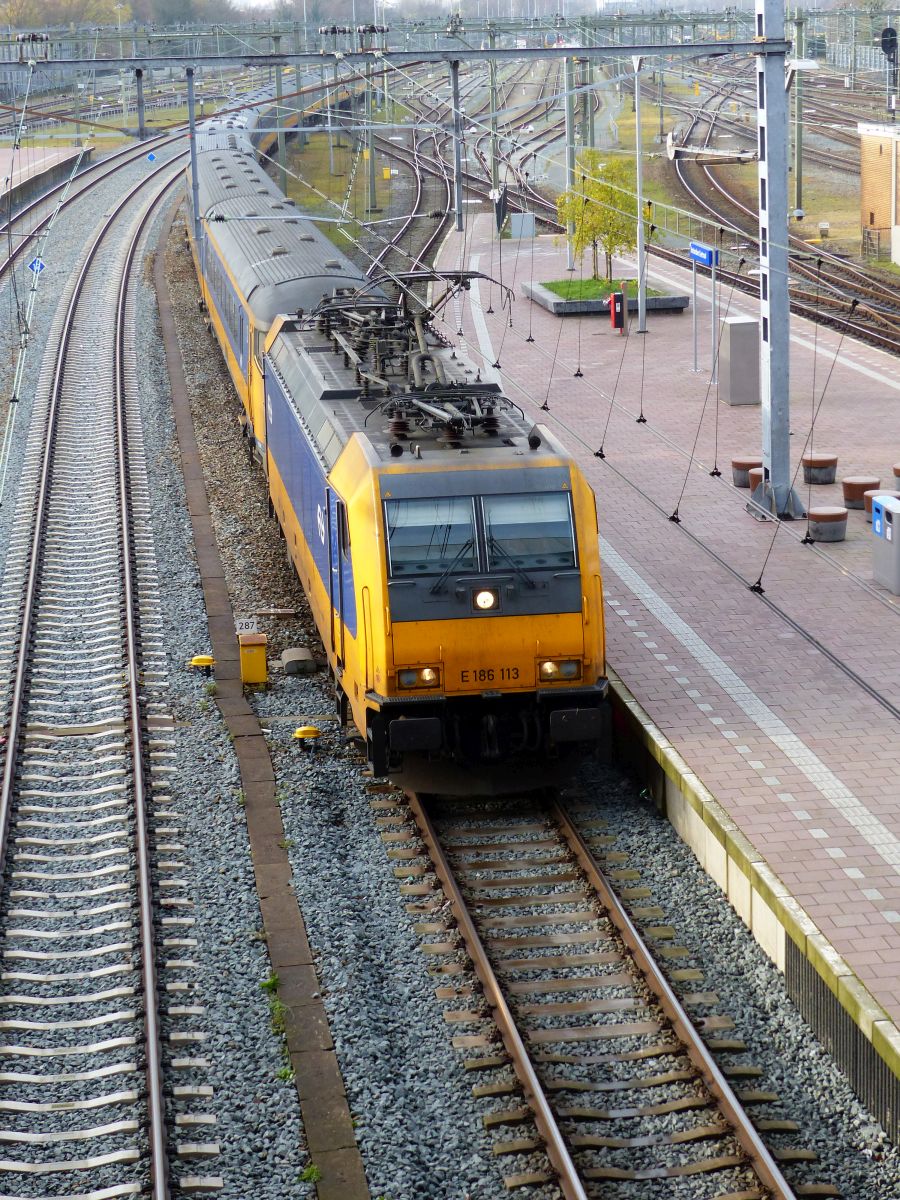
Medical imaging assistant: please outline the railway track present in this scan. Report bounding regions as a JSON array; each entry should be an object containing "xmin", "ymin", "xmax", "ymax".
[
  {"xmin": 0, "ymin": 155, "xmax": 207, "ymax": 1197},
  {"xmin": 378, "ymin": 789, "xmax": 837, "ymax": 1198},
  {"xmin": 0, "ymin": 132, "xmax": 185, "ymax": 280}
]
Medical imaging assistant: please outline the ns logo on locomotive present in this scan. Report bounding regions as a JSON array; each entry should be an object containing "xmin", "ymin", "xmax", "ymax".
[{"xmin": 186, "ymin": 93, "xmax": 608, "ymax": 779}]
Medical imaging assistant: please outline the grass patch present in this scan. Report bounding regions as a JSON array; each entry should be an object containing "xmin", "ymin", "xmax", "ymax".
[
  {"xmin": 269, "ymin": 996, "xmax": 288, "ymax": 1036},
  {"xmin": 543, "ymin": 277, "xmax": 661, "ymax": 300},
  {"xmin": 283, "ymin": 129, "xmax": 395, "ymax": 251}
]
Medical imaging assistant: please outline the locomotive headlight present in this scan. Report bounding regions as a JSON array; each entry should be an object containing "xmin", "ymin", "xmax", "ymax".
[
  {"xmin": 397, "ymin": 666, "xmax": 441, "ymax": 689},
  {"xmin": 539, "ymin": 659, "xmax": 582, "ymax": 682},
  {"xmin": 474, "ymin": 588, "xmax": 499, "ymax": 611}
]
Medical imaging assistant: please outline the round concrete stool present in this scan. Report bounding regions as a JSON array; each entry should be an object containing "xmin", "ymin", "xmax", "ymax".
[
  {"xmin": 731, "ymin": 456, "xmax": 762, "ymax": 488},
  {"xmin": 864, "ymin": 488, "xmax": 900, "ymax": 522},
  {"xmin": 748, "ymin": 466, "xmax": 764, "ymax": 494},
  {"xmin": 841, "ymin": 476, "xmax": 880, "ymax": 509},
  {"xmin": 802, "ymin": 453, "xmax": 838, "ymax": 484},
  {"xmin": 807, "ymin": 505, "xmax": 847, "ymax": 542}
]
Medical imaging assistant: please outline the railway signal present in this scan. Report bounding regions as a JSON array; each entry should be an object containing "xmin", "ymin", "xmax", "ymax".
[{"xmin": 881, "ymin": 27, "xmax": 898, "ymax": 118}]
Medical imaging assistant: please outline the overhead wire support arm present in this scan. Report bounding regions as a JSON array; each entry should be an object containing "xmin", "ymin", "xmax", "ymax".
[{"xmin": 18, "ymin": 41, "xmax": 794, "ymax": 73}]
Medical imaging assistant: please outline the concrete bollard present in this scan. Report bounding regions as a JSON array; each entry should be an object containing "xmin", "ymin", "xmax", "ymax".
[
  {"xmin": 865, "ymin": 489, "xmax": 900, "ymax": 523},
  {"xmin": 808, "ymin": 505, "xmax": 848, "ymax": 542},
  {"xmin": 731, "ymin": 456, "xmax": 762, "ymax": 488},
  {"xmin": 842, "ymin": 476, "xmax": 881, "ymax": 509},
  {"xmin": 802, "ymin": 453, "xmax": 838, "ymax": 485}
]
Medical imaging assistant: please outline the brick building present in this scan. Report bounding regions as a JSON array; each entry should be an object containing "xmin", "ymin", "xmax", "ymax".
[{"xmin": 858, "ymin": 122, "xmax": 900, "ymax": 260}]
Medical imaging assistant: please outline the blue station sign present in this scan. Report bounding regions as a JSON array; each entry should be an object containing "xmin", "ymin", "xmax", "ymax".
[{"xmin": 689, "ymin": 241, "xmax": 719, "ymax": 268}]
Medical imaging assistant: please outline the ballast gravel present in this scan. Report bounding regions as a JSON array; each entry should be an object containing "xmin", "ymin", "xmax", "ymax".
[{"xmin": 132, "ymin": 202, "xmax": 313, "ymax": 1199}]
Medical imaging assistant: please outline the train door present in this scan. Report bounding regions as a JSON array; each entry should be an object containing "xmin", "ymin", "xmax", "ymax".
[{"xmin": 327, "ymin": 491, "xmax": 346, "ymax": 670}]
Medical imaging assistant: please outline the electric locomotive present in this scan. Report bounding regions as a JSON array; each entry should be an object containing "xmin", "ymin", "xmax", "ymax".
[{"xmin": 187, "ymin": 113, "xmax": 608, "ymax": 776}]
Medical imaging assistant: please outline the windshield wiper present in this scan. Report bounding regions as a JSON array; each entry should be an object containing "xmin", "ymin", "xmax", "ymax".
[
  {"xmin": 487, "ymin": 536, "xmax": 537, "ymax": 590},
  {"xmin": 428, "ymin": 538, "xmax": 476, "ymax": 595}
]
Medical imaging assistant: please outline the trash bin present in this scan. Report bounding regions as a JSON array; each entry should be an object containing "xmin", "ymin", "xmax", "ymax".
[{"xmin": 872, "ymin": 495, "xmax": 900, "ymax": 594}]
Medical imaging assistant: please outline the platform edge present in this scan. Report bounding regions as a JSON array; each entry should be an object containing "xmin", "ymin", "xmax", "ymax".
[{"xmin": 607, "ymin": 668, "xmax": 900, "ymax": 1118}]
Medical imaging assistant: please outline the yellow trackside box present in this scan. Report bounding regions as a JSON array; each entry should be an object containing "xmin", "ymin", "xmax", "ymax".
[{"xmin": 238, "ymin": 633, "xmax": 268, "ymax": 686}]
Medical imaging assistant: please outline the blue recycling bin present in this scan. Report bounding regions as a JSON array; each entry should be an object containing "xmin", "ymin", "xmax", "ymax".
[{"xmin": 872, "ymin": 495, "xmax": 900, "ymax": 594}]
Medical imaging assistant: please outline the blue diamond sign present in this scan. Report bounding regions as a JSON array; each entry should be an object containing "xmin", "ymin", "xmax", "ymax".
[
  {"xmin": 147, "ymin": 152, "xmax": 156, "ymax": 162},
  {"xmin": 27, "ymin": 257, "xmax": 45, "ymax": 275}
]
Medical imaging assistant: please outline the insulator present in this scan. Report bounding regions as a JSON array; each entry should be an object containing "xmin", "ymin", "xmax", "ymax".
[
  {"xmin": 482, "ymin": 416, "xmax": 500, "ymax": 436},
  {"xmin": 389, "ymin": 416, "xmax": 410, "ymax": 439}
]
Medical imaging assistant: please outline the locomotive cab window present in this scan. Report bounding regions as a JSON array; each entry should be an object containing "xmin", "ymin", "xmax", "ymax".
[
  {"xmin": 483, "ymin": 493, "xmax": 576, "ymax": 570},
  {"xmin": 384, "ymin": 497, "xmax": 477, "ymax": 576},
  {"xmin": 337, "ymin": 501, "xmax": 350, "ymax": 558}
]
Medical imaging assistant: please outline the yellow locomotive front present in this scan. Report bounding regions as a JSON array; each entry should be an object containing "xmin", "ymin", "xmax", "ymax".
[
  {"xmin": 363, "ymin": 450, "xmax": 607, "ymax": 776},
  {"xmin": 252, "ymin": 272, "xmax": 608, "ymax": 780}
]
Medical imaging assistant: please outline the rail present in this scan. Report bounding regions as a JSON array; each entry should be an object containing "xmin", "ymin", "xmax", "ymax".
[
  {"xmin": 407, "ymin": 793, "xmax": 590, "ymax": 1200},
  {"xmin": 553, "ymin": 801, "xmax": 798, "ymax": 1200}
]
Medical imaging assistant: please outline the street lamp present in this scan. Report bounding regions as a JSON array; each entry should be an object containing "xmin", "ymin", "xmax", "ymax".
[{"xmin": 114, "ymin": 3, "xmax": 124, "ymax": 59}]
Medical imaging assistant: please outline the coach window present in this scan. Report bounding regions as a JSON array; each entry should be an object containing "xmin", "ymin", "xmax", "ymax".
[
  {"xmin": 483, "ymin": 493, "xmax": 576, "ymax": 570},
  {"xmin": 254, "ymin": 330, "xmax": 265, "ymax": 370},
  {"xmin": 384, "ymin": 497, "xmax": 477, "ymax": 577}
]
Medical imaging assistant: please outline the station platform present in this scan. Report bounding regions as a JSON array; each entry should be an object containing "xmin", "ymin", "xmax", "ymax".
[
  {"xmin": 0, "ymin": 145, "xmax": 90, "ymax": 212},
  {"xmin": 435, "ymin": 213, "xmax": 900, "ymax": 1132}
]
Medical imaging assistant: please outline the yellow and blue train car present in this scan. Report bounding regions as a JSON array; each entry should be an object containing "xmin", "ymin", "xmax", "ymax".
[{"xmin": 187, "ymin": 111, "xmax": 608, "ymax": 776}]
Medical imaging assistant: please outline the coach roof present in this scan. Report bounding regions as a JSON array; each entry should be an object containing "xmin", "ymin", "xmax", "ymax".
[{"xmin": 196, "ymin": 149, "xmax": 370, "ymax": 326}]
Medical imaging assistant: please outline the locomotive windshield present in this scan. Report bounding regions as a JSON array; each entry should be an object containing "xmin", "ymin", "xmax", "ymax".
[
  {"xmin": 384, "ymin": 492, "xmax": 576, "ymax": 577},
  {"xmin": 483, "ymin": 493, "xmax": 576, "ymax": 570},
  {"xmin": 384, "ymin": 497, "xmax": 478, "ymax": 576}
]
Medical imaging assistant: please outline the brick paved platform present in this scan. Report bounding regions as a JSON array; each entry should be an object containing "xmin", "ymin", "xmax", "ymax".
[{"xmin": 436, "ymin": 215, "xmax": 900, "ymax": 1102}]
